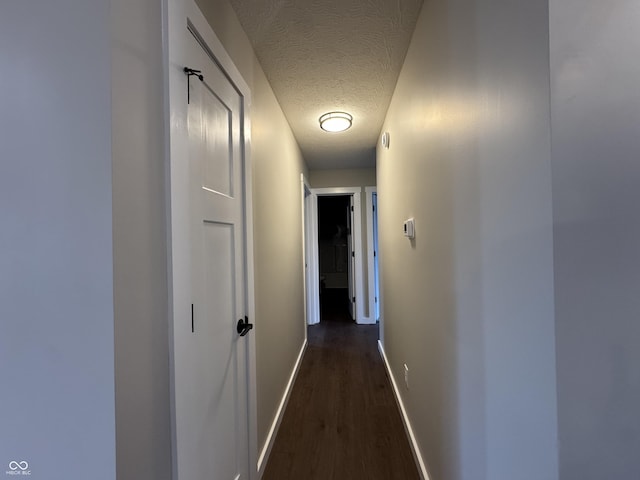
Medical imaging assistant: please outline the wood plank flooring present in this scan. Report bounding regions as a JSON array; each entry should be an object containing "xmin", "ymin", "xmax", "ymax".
[{"xmin": 262, "ymin": 290, "xmax": 420, "ymax": 480}]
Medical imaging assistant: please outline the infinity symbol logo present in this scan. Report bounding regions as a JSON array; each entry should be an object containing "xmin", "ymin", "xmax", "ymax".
[{"xmin": 8, "ymin": 461, "xmax": 29, "ymax": 471}]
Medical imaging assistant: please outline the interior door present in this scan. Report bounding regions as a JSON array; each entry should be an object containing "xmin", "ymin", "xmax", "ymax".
[
  {"xmin": 174, "ymin": 27, "xmax": 250, "ymax": 480},
  {"xmin": 372, "ymin": 192, "xmax": 380, "ymax": 321},
  {"xmin": 347, "ymin": 196, "xmax": 356, "ymax": 320}
]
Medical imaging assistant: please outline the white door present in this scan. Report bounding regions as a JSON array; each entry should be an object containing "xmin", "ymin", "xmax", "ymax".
[
  {"xmin": 174, "ymin": 27, "xmax": 251, "ymax": 480},
  {"xmin": 372, "ymin": 192, "xmax": 380, "ymax": 321},
  {"xmin": 347, "ymin": 196, "xmax": 356, "ymax": 320}
]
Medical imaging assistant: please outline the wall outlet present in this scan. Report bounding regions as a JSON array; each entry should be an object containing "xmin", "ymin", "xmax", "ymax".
[{"xmin": 404, "ymin": 363, "xmax": 409, "ymax": 389}]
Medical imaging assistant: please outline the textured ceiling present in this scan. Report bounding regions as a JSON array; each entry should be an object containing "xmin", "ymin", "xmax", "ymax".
[{"xmin": 228, "ymin": 0, "xmax": 424, "ymax": 170}]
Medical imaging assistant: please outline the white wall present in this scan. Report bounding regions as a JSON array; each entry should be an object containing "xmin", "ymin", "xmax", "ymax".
[
  {"xmin": 378, "ymin": 0, "xmax": 558, "ymax": 478},
  {"xmin": 251, "ymin": 64, "xmax": 309, "ymax": 451},
  {"xmin": 1, "ymin": 1, "xmax": 173, "ymax": 478},
  {"xmin": 550, "ymin": 1, "xmax": 640, "ymax": 478},
  {"xmin": 195, "ymin": 0, "xmax": 309, "ymax": 459},
  {"xmin": 0, "ymin": 1, "xmax": 116, "ymax": 477}
]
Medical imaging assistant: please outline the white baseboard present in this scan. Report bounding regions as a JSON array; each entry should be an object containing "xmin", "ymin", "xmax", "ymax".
[
  {"xmin": 257, "ymin": 339, "xmax": 308, "ymax": 478},
  {"xmin": 377, "ymin": 340, "xmax": 431, "ymax": 480}
]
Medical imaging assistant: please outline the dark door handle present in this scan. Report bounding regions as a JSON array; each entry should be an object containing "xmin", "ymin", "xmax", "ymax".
[{"xmin": 237, "ymin": 316, "xmax": 253, "ymax": 337}]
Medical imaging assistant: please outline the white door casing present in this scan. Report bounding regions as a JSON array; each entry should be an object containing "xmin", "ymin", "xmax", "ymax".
[
  {"xmin": 307, "ymin": 187, "xmax": 372, "ymax": 324},
  {"xmin": 347, "ymin": 195, "xmax": 356, "ymax": 320},
  {"xmin": 301, "ymin": 175, "xmax": 317, "ymax": 327},
  {"xmin": 304, "ymin": 182, "xmax": 320, "ymax": 326},
  {"xmin": 365, "ymin": 187, "xmax": 379, "ymax": 322},
  {"xmin": 166, "ymin": 1, "xmax": 257, "ymax": 479}
]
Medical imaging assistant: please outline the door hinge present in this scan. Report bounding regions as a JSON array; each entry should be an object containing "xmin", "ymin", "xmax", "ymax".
[
  {"xmin": 350, "ymin": 206, "xmax": 354, "ymax": 212},
  {"xmin": 374, "ymin": 251, "xmax": 376, "ymax": 257},
  {"xmin": 352, "ymin": 296, "xmax": 356, "ymax": 303},
  {"xmin": 375, "ymin": 297, "xmax": 378, "ymax": 303},
  {"xmin": 352, "ymin": 251, "xmax": 355, "ymax": 257}
]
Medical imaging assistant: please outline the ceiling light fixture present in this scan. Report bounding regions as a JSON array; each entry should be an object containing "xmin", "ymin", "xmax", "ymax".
[{"xmin": 319, "ymin": 111, "xmax": 353, "ymax": 133}]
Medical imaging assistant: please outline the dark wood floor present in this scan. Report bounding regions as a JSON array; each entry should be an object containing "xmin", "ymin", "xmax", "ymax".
[{"xmin": 262, "ymin": 289, "xmax": 420, "ymax": 480}]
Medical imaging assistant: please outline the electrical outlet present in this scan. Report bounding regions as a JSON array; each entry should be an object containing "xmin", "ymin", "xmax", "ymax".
[{"xmin": 404, "ymin": 363, "xmax": 409, "ymax": 389}]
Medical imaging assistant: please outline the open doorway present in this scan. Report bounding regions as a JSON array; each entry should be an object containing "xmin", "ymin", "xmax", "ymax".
[
  {"xmin": 318, "ymin": 195, "xmax": 354, "ymax": 322},
  {"xmin": 304, "ymin": 186, "xmax": 370, "ymax": 325}
]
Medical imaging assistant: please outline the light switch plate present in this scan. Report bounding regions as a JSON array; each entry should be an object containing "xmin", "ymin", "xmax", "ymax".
[{"xmin": 403, "ymin": 218, "xmax": 415, "ymax": 238}]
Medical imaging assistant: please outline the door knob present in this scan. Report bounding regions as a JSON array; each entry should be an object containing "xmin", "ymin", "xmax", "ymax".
[{"xmin": 237, "ymin": 316, "xmax": 253, "ymax": 337}]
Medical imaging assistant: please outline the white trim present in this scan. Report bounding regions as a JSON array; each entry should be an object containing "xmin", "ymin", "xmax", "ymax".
[
  {"xmin": 347, "ymin": 194, "xmax": 356, "ymax": 320},
  {"xmin": 257, "ymin": 339, "xmax": 308, "ymax": 478},
  {"xmin": 185, "ymin": 1, "xmax": 250, "ymax": 95},
  {"xmin": 307, "ymin": 189, "xmax": 320, "ymax": 325},
  {"xmin": 365, "ymin": 186, "xmax": 377, "ymax": 323},
  {"xmin": 161, "ymin": 2, "xmax": 177, "ymax": 479},
  {"xmin": 241, "ymin": 61, "xmax": 258, "ymax": 480},
  {"xmin": 166, "ymin": 0, "xmax": 191, "ymax": 477},
  {"xmin": 166, "ymin": 1, "xmax": 257, "ymax": 478},
  {"xmin": 301, "ymin": 175, "xmax": 319, "ymax": 326},
  {"xmin": 309, "ymin": 187, "xmax": 372, "ymax": 324},
  {"xmin": 301, "ymin": 175, "xmax": 307, "ymax": 328},
  {"xmin": 378, "ymin": 340, "xmax": 431, "ymax": 480}
]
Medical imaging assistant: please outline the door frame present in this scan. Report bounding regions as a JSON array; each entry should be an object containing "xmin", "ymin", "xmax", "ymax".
[
  {"xmin": 301, "ymin": 175, "xmax": 317, "ymax": 329},
  {"xmin": 307, "ymin": 187, "xmax": 371, "ymax": 324},
  {"xmin": 165, "ymin": 0, "xmax": 257, "ymax": 478},
  {"xmin": 365, "ymin": 187, "xmax": 379, "ymax": 323},
  {"xmin": 347, "ymin": 195, "xmax": 356, "ymax": 320}
]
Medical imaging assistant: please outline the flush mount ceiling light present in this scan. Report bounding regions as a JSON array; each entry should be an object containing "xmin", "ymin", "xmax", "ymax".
[{"xmin": 319, "ymin": 111, "xmax": 353, "ymax": 133}]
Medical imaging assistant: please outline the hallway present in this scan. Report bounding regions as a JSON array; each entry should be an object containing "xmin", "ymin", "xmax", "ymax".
[
  {"xmin": 3, "ymin": 0, "xmax": 639, "ymax": 478},
  {"xmin": 263, "ymin": 291, "xmax": 419, "ymax": 479}
]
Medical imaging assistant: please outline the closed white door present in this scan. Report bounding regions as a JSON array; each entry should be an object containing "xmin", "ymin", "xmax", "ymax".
[{"xmin": 173, "ymin": 27, "xmax": 250, "ymax": 480}]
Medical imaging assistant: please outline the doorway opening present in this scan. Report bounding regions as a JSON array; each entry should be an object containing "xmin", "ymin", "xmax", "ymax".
[
  {"xmin": 304, "ymin": 186, "xmax": 371, "ymax": 326},
  {"xmin": 318, "ymin": 195, "xmax": 354, "ymax": 322}
]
